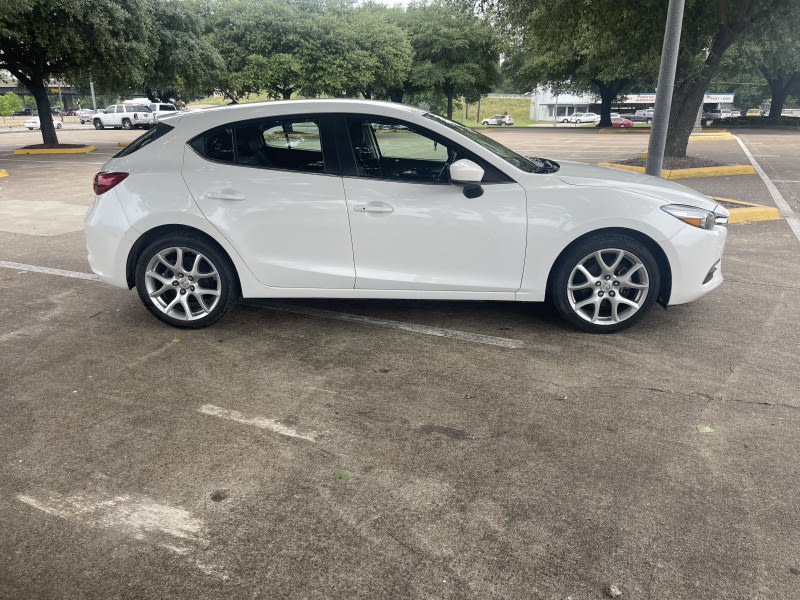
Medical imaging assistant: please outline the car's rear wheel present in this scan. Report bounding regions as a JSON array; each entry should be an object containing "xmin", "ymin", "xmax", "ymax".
[
  {"xmin": 122, "ymin": 118, "xmax": 132, "ymax": 130},
  {"xmin": 93, "ymin": 119, "xmax": 103, "ymax": 130},
  {"xmin": 551, "ymin": 234, "xmax": 660, "ymax": 333},
  {"xmin": 135, "ymin": 235, "xmax": 239, "ymax": 328}
]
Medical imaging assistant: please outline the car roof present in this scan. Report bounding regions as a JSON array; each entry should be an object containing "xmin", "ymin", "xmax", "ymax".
[{"xmin": 169, "ymin": 99, "xmax": 429, "ymax": 138}]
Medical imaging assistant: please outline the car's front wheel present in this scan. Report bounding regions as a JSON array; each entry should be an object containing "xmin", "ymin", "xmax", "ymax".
[
  {"xmin": 551, "ymin": 234, "xmax": 660, "ymax": 333},
  {"xmin": 135, "ymin": 235, "xmax": 239, "ymax": 328},
  {"xmin": 93, "ymin": 119, "xmax": 104, "ymax": 130}
]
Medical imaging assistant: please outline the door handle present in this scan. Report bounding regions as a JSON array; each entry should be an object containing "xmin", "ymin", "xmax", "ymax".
[
  {"xmin": 354, "ymin": 202, "xmax": 394, "ymax": 214},
  {"xmin": 206, "ymin": 191, "xmax": 246, "ymax": 201}
]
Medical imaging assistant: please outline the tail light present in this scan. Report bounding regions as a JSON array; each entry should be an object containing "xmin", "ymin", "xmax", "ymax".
[{"xmin": 94, "ymin": 172, "xmax": 128, "ymax": 195}]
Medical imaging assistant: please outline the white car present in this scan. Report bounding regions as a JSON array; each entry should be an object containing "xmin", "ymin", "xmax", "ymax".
[
  {"xmin": 85, "ymin": 99, "xmax": 728, "ymax": 333},
  {"xmin": 481, "ymin": 114, "xmax": 514, "ymax": 126},
  {"xmin": 24, "ymin": 116, "xmax": 62, "ymax": 130},
  {"xmin": 570, "ymin": 112, "xmax": 601, "ymax": 124}
]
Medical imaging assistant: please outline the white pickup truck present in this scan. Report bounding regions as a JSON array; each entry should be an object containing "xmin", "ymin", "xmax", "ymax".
[{"xmin": 93, "ymin": 104, "xmax": 155, "ymax": 130}]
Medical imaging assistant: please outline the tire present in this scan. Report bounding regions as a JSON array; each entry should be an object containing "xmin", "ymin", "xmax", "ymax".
[
  {"xmin": 56, "ymin": 122, "xmax": 62, "ymax": 129},
  {"xmin": 93, "ymin": 119, "xmax": 104, "ymax": 130},
  {"xmin": 646, "ymin": 118, "xmax": 652, "ymax": 124},
  {"xmin": 619, "ymin": 124, "xmax": 626, "ymax": 128},
  {"xmin": 122, "ymin": 118, "xmax": 132, "ymax": 130},
  {"xmin": 551, "ymin": 234, "xmax": 660, "ymax": 333},
  {"xmin": 135, "ymin": 235, "xmax": 239, "ymax": 328}
]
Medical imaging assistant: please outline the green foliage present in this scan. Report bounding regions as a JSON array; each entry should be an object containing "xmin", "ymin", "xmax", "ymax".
[
  {"xmin": 199, "ymin": 0, "xmax": 412, "ymax": 101},
  {"xmin": 0, "ymin": 92, "xmax": 22, "ymax": 115},
  {"xmin": 398, "ymin": 2, "xmax": 500, "ymax": 118}
]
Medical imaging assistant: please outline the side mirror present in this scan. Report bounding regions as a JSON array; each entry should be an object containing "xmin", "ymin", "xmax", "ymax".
[{"xmin": 448, "ymin": 159, "xmax": 484, "ymax": 184}]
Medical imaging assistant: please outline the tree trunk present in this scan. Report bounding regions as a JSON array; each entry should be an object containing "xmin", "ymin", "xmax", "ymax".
[
  {"xmin": 766, "ymin": 80, "xmax": 787, "ymax": 120},
  {"xmin": 30, "ymin": 78, "xmax": 59, "ymax": 145},
  {"xmin": 592, "ymin": 79, "xmax": 628, "ymax": 127},
  {"xmin": 446, "ymin": 93, "xmax": 454, "ymax": 120}
]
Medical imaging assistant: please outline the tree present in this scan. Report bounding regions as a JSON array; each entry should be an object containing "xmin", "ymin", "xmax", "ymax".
[
  {"xmin": 492, "ymin": 0, "xmax": 795, "ymax": 156},
  {"xmin": 663, "ymin": 0, "xmax": 791, "ymax": 155},
  {"xmin": 139, "ymin": 0, "xmax": 224, "ymax": 102},
  {"xmin": 499, "ymin": 0, "xmax": 661, "ymax": 126},
  {"xmin": 716, "ymin": 5, "xmax": 800, "ymax": 119},
  {"xmin": 0, "ymin": 0, "xmax": 153, "ymax": 144},
  {"xmin": 399, "ymin": 2, "xmax": 500, "ymax": 119}
]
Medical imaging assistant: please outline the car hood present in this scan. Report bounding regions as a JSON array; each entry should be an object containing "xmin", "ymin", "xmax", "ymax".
[{"xmin": 553, "ymin": 161, "xmax": 726, "ymax": 214}]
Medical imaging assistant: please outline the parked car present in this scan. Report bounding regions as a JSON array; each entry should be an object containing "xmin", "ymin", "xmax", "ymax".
[
  {"xmin": 149, "ymin": 102, "xmax": 180, "ymax": 121},
  {"xmin": 66, "ymin": 109, "xmax": 78, "ymax": 116},
  {"xmin": 78, "ymin": 109, "xmax": 97, "ymax": 124},
  {"xmin": 620, "ymin": 109, "xmax": 654, "ymax": 123},
  {"xmin": 780, "ymin": 108, "xmax": 799, "ymax": 117},
  {"xmin": 93, "ymin": 104, "xmax": 154, "ymax": 130},
  {"xmin": 595, "ymin": 116, "xmax": 634, "ymax": 128},
  {"xmin": 481, "ymin": 114, "xmax": 514, "ymax": 126},
  {"xmin": 85, "ymin": 99, "xmax": 728, "ymax": 333},
  {"xmin": 24, "ymin": 115, "xmax": 62, "ymax": 130},
  {"xmin": 570, "ymin": 112, "xmax": 600, "ymax": 124},
  {"xmin": 12, "ymin": 108, "xmax": 32, "ymax": 116},
  {"xmin": 745, "ymin": 108, "xmax": 762, "ymax": 117},
  {"xmin": 703, "ymin": 110, "xmax": 722, "ymax": 120}
]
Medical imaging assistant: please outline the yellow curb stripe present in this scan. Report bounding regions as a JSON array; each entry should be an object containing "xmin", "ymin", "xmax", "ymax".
[
  {"xmin": 0, "ymin": 169, "xmax": 8, "ymax": 178},
  {"xmin": 13, "ymin": 145, "xmax": 95, "ymax": 155},
  {"xmin": 709, "ymin": 196, "xmax": 781, "ymax": 223},
  {"xmin": 598, "ymin": 162, "xmax": 755, "ymax": 179},
  {"xmin": 117, "ymin": 142, "xmax": 129, "ymax": 147}
]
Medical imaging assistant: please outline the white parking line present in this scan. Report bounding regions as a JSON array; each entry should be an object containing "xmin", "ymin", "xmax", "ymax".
[
  {"xmin": 262, "ymin": 301, "xmax": 534, "ymax": 350},
  {"xmin": 198, "ymin": 404, "xmax": 317, "ymax": 441},
  {"xmin": 0, "ymin": 261, "xmax": 100, "ymax": 280},
  {"xmin": 0, "ymin": 260, "xmax": 545, "ymax": 350},
  {"xmin": 734, "ymin": 135, "xmax": 800, "ymax": 242}
]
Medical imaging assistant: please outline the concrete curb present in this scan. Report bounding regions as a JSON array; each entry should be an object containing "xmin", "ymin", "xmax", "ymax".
[
  {"xmin": 711, "ymin": 196, "xmax": 781, "ymax": 223},
  {"xmin": 13, "ymin": 145, "xmax": 95, "ymax": 155},
  {"xmin": 598, "ymin": 162, "xmax": 756, "ymax": 179}
]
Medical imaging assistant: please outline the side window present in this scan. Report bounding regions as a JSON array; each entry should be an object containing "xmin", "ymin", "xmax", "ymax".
[
  {"xmin": 189, "ymin": 118, "xmax": 325, "ymax": 173},
  {"xmin": 263, "ymin": 121, "xmax": 322, "ymax": 153},
  {"xmin": 347, "ymin": 119, "xmax": 452, "ymax": 182}
]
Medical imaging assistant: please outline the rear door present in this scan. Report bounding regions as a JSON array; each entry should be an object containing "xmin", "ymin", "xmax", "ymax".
[{"xmin": 182, "ymin": 116, "xmax": 354, "ymax": 290}]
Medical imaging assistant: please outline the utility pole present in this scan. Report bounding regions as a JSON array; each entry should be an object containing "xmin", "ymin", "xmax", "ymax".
[{"xmin": 645, "ymin": 0, "xmax": 685, "ymax": 177}]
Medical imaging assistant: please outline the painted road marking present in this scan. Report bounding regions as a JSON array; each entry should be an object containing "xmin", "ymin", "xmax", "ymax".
[
  {"xmin": 199, "ymin": 404, "xmax": 317, "ymax": 442},
  {"xmin": 262, "ymin": 301, "xmax": 534, "ymax": 350},
  {"xmin": 0, "ymin": 261, "xmax": 535, "ymax": 349},
  {"xmin": 734, "ymin": 135, "xmax": 800, "ymax": 242},
  {"xmin": 0, "ymin": 261, "xmax": 100, "ymax": 280},
  {"xmin": 17, "ymin": 491, "xmax": 227, "ymax": 579}
]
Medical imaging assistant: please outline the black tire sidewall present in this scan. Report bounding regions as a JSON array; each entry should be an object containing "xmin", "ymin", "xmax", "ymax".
[
  {"xmin": 134, "ymin": 235, "xmax": 238, "ymax": 328},
  {"xmin": 552, "ymin": 234, "xmax": 660, "ymax": 333}
]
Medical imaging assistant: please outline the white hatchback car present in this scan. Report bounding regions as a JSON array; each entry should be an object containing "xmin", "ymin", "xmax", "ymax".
[{"xmin": 85, "ymin": 99, "xmax": 728, "ymax": 333}]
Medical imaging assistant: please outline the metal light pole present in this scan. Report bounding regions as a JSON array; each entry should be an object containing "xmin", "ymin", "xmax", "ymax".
[{"xmin": 645, "ymin": 0, "xmax": 686, "ymax": 177}]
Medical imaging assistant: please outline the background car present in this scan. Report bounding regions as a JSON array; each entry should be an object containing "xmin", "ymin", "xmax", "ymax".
[
  {"xmin": 746, "ymin": 108, "xmax": 762, "ymax": 117},
  {"xmin": 24, "ymin": 115, "xmax": 62, "ymax": 130},
  {"xmin": 481, "ymin": 114, "xmax": 514, "ymax": 126},
  {"xmin": 93, "ymin": 104, "xmax": 154, "ymax": 129},
  {"xmin": 570, "ymin": 112, "xmax": 600, "ymax": 124},
  {"xmin": 86, "ymin": 99, "xmax": 728, "ymax": 334},
  {"xmin": 78, "ymin": 109, "xmax": 97, "ymax": 124},
  {"xmin": 595, "ymin": 116, "xmax": 633, "ymax": 128}
]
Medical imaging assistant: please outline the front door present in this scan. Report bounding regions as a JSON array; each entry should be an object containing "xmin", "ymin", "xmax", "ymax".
[{"xmin": 342, "ymin": 119, "xmax": 527, "ymax": 292}]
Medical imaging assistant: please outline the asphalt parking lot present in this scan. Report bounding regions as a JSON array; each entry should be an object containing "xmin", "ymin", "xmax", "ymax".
[{"xmin": 1, "ymin": 124, "xmax": 799, "ymax": 599}]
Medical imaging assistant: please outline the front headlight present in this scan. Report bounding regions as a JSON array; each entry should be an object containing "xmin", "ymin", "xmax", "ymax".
[{"xmin": 661, "ymin": 204, "xmax": 718, "ymax": 230}]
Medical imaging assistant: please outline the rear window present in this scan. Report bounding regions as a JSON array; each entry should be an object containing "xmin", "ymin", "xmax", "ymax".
[
  {"xmin": 126, "ymin": 105, "xmax": 151, "ymax": 112},
  {"xmin": 114, "ymin": 122, "xmax": 174, "ymax": 157}
]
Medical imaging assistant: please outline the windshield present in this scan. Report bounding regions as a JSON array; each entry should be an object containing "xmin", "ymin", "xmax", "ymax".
[{"xmin": 423, "ymin": 112, "xmax": 557, "ymax": 174}]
